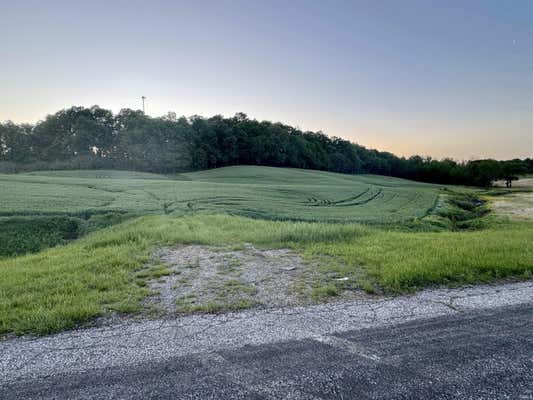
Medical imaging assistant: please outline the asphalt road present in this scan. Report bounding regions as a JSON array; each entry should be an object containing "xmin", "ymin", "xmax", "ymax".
[{"xmin": 1, "ymin": 283, "xmax": 532, "ymax": 399}]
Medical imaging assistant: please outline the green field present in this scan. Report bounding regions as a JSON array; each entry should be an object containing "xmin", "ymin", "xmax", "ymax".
[
  {"xmin": 0, "ymin": 166, "xmax": 531, "ymax": 335},
  {"xmin": 0, "ymin": 166, "xmax": 440, "ymax": 222}
]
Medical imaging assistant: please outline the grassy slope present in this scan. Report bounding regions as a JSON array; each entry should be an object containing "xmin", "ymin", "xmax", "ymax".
[
  {"xmin": 0, "ymin": 166, "xmax": 531, "ymax": 335},
  {"xmin": 0, "ymin": 166, "xmax": 439, "ymax": 223},
  {"xmin": 0, "ymin": 215, "xmax": 364, "ymax": 334},
  {"xmin": 26, "ymin": 169, "xmax": 170, "ymax": 180},
  {"xmin": 1, "ymin": 214, "xmax": 531, "ymax": 335}
]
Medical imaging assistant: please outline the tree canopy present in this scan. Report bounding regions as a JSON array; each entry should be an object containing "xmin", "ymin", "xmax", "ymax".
[{"xmin": 1, "ymin": 106, "xmax": 531, "ymax": 187}]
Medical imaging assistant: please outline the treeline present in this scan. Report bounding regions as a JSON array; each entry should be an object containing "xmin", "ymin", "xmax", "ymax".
[{"xmin": 1, "ymin": 106, "xmax": 532, "ymax": 186}]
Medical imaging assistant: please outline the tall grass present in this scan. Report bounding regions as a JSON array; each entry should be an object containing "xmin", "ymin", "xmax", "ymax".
[
  {"xmin": 1, "ymin": 214, "xmax": 531, "ymax": 335},
  {"xmin": 0, "ymin": 215, "xmax": 366, "ymax": 335},
  {"xmin": 0, "ymin": 216, "xmax": 81, "ymax": 258},
  {"xmin": 0, "ymin": 213, "xmax": 133, "ymax": 258},
  {"xmin": 309, "ymin": 224, "xmax": 533, "ymax": 292}
]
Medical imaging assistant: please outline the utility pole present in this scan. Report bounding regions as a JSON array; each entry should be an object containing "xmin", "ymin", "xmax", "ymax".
[{"xmin": 141, "ymin": 96, "xmax": 146, "ymax": 113}]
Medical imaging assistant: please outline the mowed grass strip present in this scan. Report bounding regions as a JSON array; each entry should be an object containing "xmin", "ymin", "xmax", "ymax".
[{"xmin": 1, "ymin": 214, "xmax": 532, "ymax": 335}]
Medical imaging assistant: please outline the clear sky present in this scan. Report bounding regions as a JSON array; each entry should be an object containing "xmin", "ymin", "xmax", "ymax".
[{"xmin": 1, "ymin": 0, "xmax": 532, "ymax": 160}]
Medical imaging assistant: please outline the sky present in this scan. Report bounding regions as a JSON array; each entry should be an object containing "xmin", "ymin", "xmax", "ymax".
[{"xmin": 1, "ymin": 0, "xmax": 532, "ymax": 160}]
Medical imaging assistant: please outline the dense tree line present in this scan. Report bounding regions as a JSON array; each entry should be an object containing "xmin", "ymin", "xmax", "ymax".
[{"xmin": 1, "ymin": 106, "xmax": 531, "ymax": 186}]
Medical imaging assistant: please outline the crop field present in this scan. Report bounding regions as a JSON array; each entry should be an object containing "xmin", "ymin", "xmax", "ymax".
[
  {"xmin": 0, "ymin": 166, "xmax": 532, "ymax": 335},
  {"xmin": 0, "ymin": 166, "xmax": 440, "ymax": 223}
]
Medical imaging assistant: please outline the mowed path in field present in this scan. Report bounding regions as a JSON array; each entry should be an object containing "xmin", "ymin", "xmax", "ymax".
[{"xmin": 0, "ymin": 166, "xmax": 440, "ymax": 223}]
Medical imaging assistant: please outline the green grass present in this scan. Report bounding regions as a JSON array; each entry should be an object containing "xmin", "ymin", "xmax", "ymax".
[
  {"xmin": 175, "ymin": 279, "xmax": 259, "ymax": 314},
  {"xmin": 0, "ymin": 214, "xmax": 364, "ymax": 335},
  {"xmin": 26, "ymin": 169, "xmax": 170, "ymax": 180},
  {"xmin": 1, "ymin": 213, "xmax": 531, "ymax": 335},
  {"xmin": 0, "ymin": 213, "xmax": 132, "ymax": 258},
  {"xmin": 0, "ymin": 166, "xmax": 440, "ymax": 223},
  {"xmin": 0, "ymin": 166, "xmax": 531, "ymax": 336},
  {"xmin": 311, "ymin": 284, "xmax": 340, "ymax": 299},
  {"xmin": 308, "ymin": 224, "xmax": 533, "ymax": 292},
  {"xmin": 0, "ymin": 216, "xmax": 81, "ymax": 258},
  {"xmin": 180, "ymin": 299, "xmax": 257, "ymax": 314}
]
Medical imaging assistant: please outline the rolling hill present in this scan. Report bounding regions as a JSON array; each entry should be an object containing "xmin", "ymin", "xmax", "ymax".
[{"xmin": 0, "ymin": 166, "xmax": 440, "ymax": 223}]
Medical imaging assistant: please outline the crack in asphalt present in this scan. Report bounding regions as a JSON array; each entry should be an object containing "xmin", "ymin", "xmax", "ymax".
[{"xmin": 427, "ymin": 296, "xmax": 463, "ymax": 313}]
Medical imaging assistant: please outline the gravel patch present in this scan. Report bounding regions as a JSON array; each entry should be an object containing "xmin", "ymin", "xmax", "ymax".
[{"xmin": 146, "ymin": 244, "xmax": 354, "ymax": 314}]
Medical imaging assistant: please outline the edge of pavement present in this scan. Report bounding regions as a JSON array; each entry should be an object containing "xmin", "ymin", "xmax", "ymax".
[{"xmin": 1, "ymin": 281, "xmax": 532, "ymax": 385}]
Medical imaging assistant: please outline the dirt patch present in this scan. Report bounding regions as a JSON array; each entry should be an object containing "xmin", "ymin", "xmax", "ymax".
[
  {"xmin": 494, "ymin": 178, "xmax": 533, "ymax": 188},
  {"xmin": 145, "ymin": 244, "xmax": 369, "ymax": 315},
  {"xmin": 492, "ymin": 192, "xmax": 533, "ymax": 221}
]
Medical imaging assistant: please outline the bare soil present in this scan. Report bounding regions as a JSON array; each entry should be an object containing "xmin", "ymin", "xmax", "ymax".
[
  {"xmin": 492, "ymin": 192, "xmax": 533, "ymax": 221},
  {"xmin": 494, "ymin": 178, "xmax": 533, "ymax": 188},
  {"xmin": 145, "ymin": 244, "xmax": 369, "ymax": 315}
]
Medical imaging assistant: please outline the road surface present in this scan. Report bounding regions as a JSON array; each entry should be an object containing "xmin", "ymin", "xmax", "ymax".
[{"xmin": 1, "ymin": 282, "xmax": 532, "ymax": 399}]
